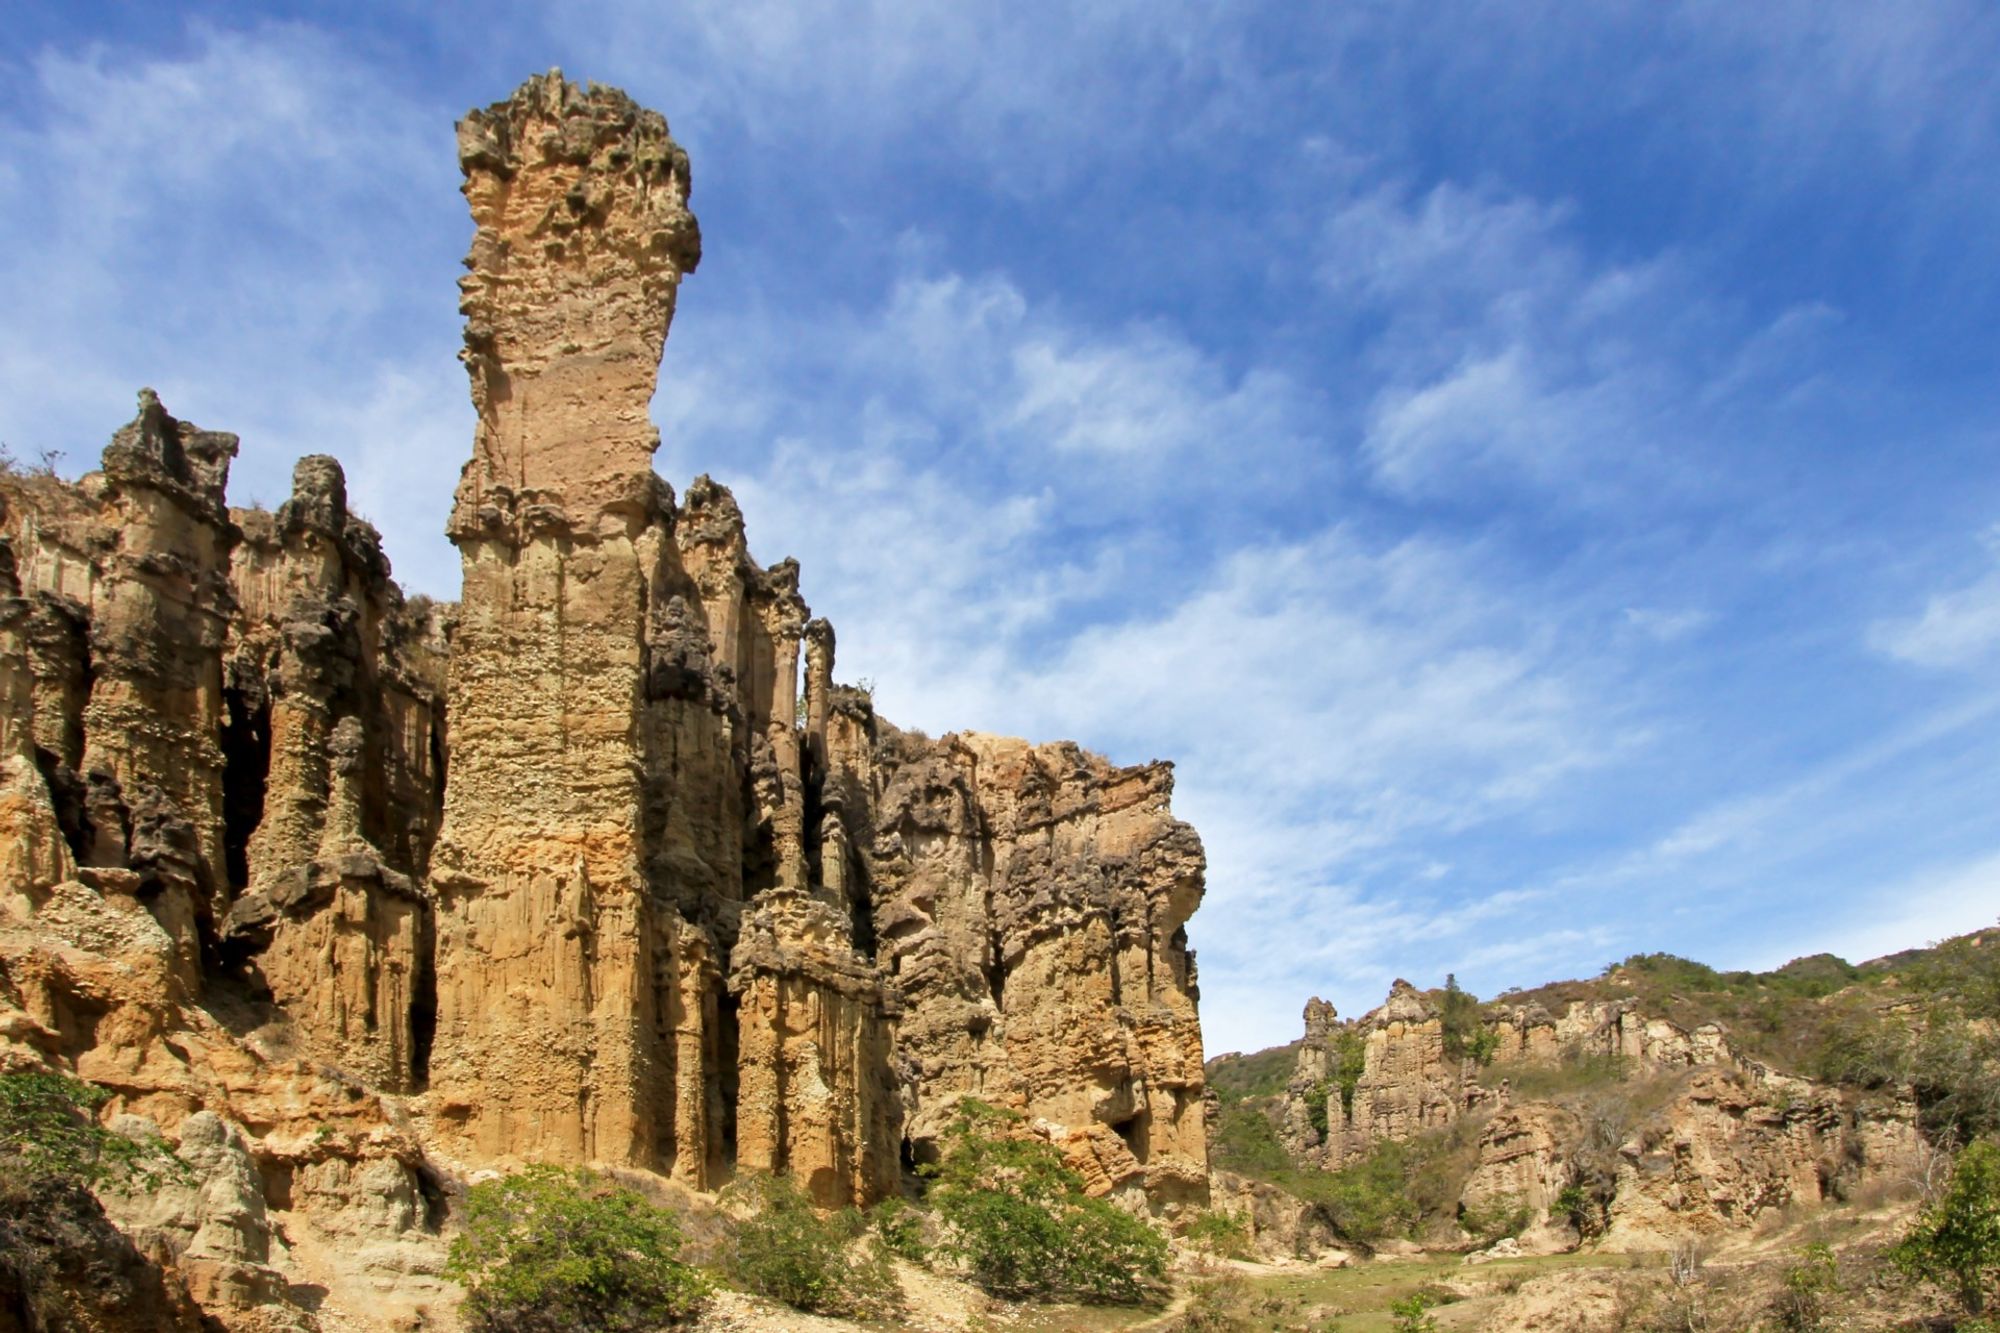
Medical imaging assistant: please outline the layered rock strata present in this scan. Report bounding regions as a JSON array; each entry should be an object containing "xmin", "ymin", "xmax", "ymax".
[
  {"xmin": 421, "ymin": 72, "xmax": 1208, "ymax": 1209},
  {"xmin": 1264, "ymin": 984, "xmax": 1917, "ymax": 1249},
  {"xmin": 0, "ymin": 77, "xmax": 1208, "ymax": 1333},
  {"xmin": 1, "ymin": 418, "xmax": 452, "ymax": 1331}
]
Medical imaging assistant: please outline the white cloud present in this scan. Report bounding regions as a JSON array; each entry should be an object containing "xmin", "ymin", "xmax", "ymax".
[
  {"xmin": 1319, "ymin": 176, "xmax": 1843, "ymax": 508},
  {"xmin": 1803, "ymin": 850, "xmax": 2000, "ymax": 968},
  {"xmin": 0, "ymin": 23, "xmax": 464, "ymax": 572},
  {"xmin": 1872, "ymin": 533, "xmax": 2000, "ymax": 669},
  {"xmin": 1623, "ymin": 607, "xmax": 1711, "ymax": 643},
  {"xmin": 554, "ymin": 0, "xmax": 1252, "ymax": 191}
]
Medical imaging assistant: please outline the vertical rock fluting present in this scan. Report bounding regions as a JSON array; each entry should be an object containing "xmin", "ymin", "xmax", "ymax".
[
  {"xmin": 0, "ymin": 394, "xmax": 242, "ymax": 985},
  {"xmin": 425, "ymin": 71, "xmax": 707, "ymax": 1172},
  {"xmin": 0, "ymin": 74, "xmax": 1211, "ymax": 1237},
  {"xmin": 217, "ymin": 454, "xmax": 447, "ymax": 1091},
  {"xmin": 844, "ymin": 719, "xmax": 1211, "ymax": 1207}
]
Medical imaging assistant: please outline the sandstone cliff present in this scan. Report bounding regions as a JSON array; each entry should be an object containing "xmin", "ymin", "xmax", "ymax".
[
  {"xmin": 1209, "ymin": 978, "xmax": 1921, "ymax": 1257},
  {"xmin": 0, "ymin": 70, "xmax": 1209, "ymax": 1331}
]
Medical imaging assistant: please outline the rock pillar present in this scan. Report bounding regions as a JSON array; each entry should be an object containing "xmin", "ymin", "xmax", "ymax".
[{"xmin": 425, "ymin": 71, "xmax": 703, "ymax": 1170}]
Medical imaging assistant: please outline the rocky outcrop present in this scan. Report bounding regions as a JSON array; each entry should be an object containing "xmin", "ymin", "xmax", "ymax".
[
  {"xmin": 849, "ymin": 725, "xmax": 1208, "ymax": 1207},
  {"xmin": 0, "ymin": 71, "xmax": 1208, "ymax": 1333},
  {"xmin": 218, "ymin": 454, "xmax": 447, "ymax": 1094},
  {"xmin": 0, "ymin": 1171, "xmax": 216, "ymax": 1333},
  {"xmin": 1281, "ymin": 983, "xmax": 1491, "ymax": 1169},
  {"xmin": 1258, "ymin": 982, "xmax": 1919, "ymax": 1250},
  {"xmin": 1597, "ymin": 1065, "xmax": 1923, "ymax": 1248},
  {"xmin": 1280, "ymin": 984, "xmax": 1733, "ymax": 1171},
  {"xmin": 418, "ymin": 71, "xmax": 1207, "ymax": 1210}
]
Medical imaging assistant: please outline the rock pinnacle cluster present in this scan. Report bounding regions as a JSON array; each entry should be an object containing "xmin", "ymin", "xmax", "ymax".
[{"xmin": 0, "ymin": 71, "xmax": 1209, "ymax": 1330}]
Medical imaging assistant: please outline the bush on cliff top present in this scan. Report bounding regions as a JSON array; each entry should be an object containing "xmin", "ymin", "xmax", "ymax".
[
  {"xmin": 928, "ymin": 1099, "xmax": 1168, "ymax": 1305},
  {"xmin": 446, "ymin": 1164, "xmax": 711, "ymax": 1332}
]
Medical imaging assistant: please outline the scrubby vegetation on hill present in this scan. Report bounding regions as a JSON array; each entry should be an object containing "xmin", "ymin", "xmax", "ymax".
[
  {"xmin": 1503, "ymin": 927, "xmax": 2000, "ymax": 1141},
  {"xmin": 1210, "ymin": 926, "xmax": 2000, "ymax": 1265}
]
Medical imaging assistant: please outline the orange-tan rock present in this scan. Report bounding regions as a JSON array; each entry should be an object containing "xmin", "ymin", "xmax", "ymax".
[{"xmin": 0, "ymin": 68, "xmax": 1210, "ymax": 1331}]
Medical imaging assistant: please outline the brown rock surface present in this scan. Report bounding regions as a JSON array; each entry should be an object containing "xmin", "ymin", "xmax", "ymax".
[
  {"xmin": 0, "ymin": 69, "xmax": 1213, "ymax": 1330},
  {"xmin": 1260, "ymin": 982, "xmax": 1919, "ymax": 1249}
]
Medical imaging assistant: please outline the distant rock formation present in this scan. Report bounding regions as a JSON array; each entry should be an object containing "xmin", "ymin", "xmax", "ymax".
[
  {"xmin": 0, "ymin": 69, "xmax": 1208, "ymax": 1330},
  {"xmin": 1248, "ymin": 983, "xmax": 1920, "ymax": 1252}
]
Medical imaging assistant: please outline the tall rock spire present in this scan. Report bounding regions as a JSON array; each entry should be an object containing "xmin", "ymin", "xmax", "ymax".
[
  {"xmin": 450, "ymin": 70, "xmax": 700, "ymax": 540},
  {"xmin": 426, "ymin": 72, "xmax": 712, "ymax": 1171}
]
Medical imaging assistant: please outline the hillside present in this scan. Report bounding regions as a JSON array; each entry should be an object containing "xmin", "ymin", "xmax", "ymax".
[{"xmin": 1207, "ymin": 926, "xmax": 1998, "ymax": 1263}]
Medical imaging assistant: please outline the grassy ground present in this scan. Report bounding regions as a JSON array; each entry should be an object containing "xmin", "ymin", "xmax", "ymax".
[{"xmin": 1225, "ymin": 1251, "xmax": 1625, "ymax": 1332}]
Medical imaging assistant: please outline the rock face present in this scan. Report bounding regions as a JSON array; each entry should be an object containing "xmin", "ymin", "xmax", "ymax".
[
  {"xmin": 843, "ymin": 725, "xmax": 1208, "ymax": 1207},
  {"xmin": 0, "ymin": 69, "xmax": 1209, "ymax": 1327},
  {"xmin": 1262, "ymin": 983, "xmax": 1918, "ymax": 1249}
]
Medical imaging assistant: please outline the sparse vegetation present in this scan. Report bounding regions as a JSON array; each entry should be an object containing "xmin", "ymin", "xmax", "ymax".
[
  {"xmin": 1892, "ymin": 1138, "xmax": 2000, "ymax": 1318},
  {"xmin": 0, "ymin": 1071, "xmax": 183, "ymax": 1188},
  {"xmin": 445, "ymin": 1164, "xmax": 711, "ymax": 1332},
  {"xmin": 1490, "ymin": 929, "xmax": 2000, "ymax": 1143},
  {"xmin": 1207, "ymin": 1042, "xmax": 1305, "ymax": 1105},
  {"xmin": 1186, "ymin": 1207, "xmax": 1253, "ymax": 1259},
  {"xmin": 1770, "ymin": 1241, "xmax": 1839, "ymax": 1331},
  {"xmin": 1388, "ymin": 1289, "xmax": 1441, "ymax": 1332},
  {"xmin": 1169, "ymin": 1269, "xmax": 1254, "ymax": 1331},
  {"xmin": 928, "ymin": 1099, "xmax": 1168, "ymax": 1305},
  {"xmin": 722, "ymin": 1172, "xmax": 900, "ymax": 1317}
]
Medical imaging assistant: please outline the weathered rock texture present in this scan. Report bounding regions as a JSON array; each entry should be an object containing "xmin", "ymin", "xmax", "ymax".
[
  {"xmin": 1, "ymin": 417, "xmax": 456, "ymax": 1332},
  {"xmin": 1264, "ymin": 984, "xmax": 1918, "ymax": 1250},
  {"xmin": 0, "ymin": 68, "xmax": 1209, "ymax": 1328}
]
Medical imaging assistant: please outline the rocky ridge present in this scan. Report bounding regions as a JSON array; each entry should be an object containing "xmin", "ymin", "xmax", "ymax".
[
  {"xmin": 0, "ymin": 72, "xmax": 1208, "ymax": 1331},
  {"xmin": 1209, "ymin": 976, "xmax": 1925, "ymax": 1259}
]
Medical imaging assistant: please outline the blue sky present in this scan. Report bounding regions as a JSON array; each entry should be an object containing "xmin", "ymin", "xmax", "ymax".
[{"xmin": 4, "ymin": 2, "xmax": 1998, "ymax": 1054}]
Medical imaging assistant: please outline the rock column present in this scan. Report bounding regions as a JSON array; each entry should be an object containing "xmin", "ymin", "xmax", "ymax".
[{"xmin": 425, "ymin": 71, "xmax": 703, "ymax": 1170}]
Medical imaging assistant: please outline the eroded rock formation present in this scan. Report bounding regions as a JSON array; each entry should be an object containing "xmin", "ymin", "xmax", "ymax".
[
  {"xmin": 0, "ymin": 68, "xmax": 1209, "ymax": 1328},
  {"xmin": 1261, "ymin": 983, "xmax": 1918, "ymax": 1250}
]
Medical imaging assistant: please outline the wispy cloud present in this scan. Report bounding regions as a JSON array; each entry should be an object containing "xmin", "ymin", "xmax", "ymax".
[
  {"xmin": 0, "ymin": 22, "xmax": 463, "ymax": 548},
  {"xmin": 1871, "ymin": 528, "xmax": 2000, "ymax": 669},
  {"xmin": 4, "ymin": 8, "xmax": 1999, "ymax": 1057}
]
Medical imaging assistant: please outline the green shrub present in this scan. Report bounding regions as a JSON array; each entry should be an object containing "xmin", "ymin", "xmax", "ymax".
[
  {"xmin": 0, "ymin": 1072, "xmax": 182, "ymax": 1187},
  {"xmin": 1892, "ymin": 1139, "xmax": 2000, "ymax": 1317},
  {"xmin": 1330, "ymin": 1029, "xmax": 1367, "ymax": 1120},
  {"xmin": 1212, "ymin": 1101, "xmax": 1291, "ymax": 1177},
  {"xmin": 445, "ymin": 1164, "xmax": 711, "ymax": 1332},
  {"xmin": 1770, "ymin": 1241, "xmax": 1839, "ymax": 1332},
  {"xmin": 1304, "ymin": 1080, "xmax": 1332, "ymax": 1141},
  {"xmin": 1459, "ymin": 1191, "xmax": 1532, "ymax": 1243},
  {"xmin": 1553, "ymin": 1182, "xmax": 1606, "ymax": 1237},
  {"xmin": 869, "ymin": 1195, "xmax": 928, "ymax": 1261},
  {"xmin": 1186, "ymin": 1207, "xmax": 1253, "ymax": 1259},
  {"xmin": 929, "ymin": 1100, "xmax": 1168, "ymax": 1305},
  {"xmin": 1389, "ymin": 1290, "xmax": 1441, "ymax": 1333},
  {"xmin": 1439, "ymin": 975, "xmax": 1498, "ymax": 1066},
  {"xmin": 1318, "ymin": 1138, "xmax": 1422, "ymax": 1241},
  {"xmin": 723, "ymin": 1173, "xmax": 900, "ymax": 1317}
]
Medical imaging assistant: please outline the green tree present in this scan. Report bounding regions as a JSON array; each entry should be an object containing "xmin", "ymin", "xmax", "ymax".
[
  {"xmin": 1892, "ymin": 1139, "xmax": 2000, "ymax": 1317},
  {"xmin": 1439, "ymin": 975, "xmax": 1498, "ymax": 1066},
  {"xmin": 0, "ymin": 1071, "xmax": 181, "ymax": 1187},
  {"xmin": 445, "ymin": 1164, "xmax": 710, "ymax": 1332},
  {"xmin": 723, "ymin": 1172, "xmax": 899, "ymax": 1317},
  {"xmin": 929, "ymin": 1100, "xmax": 1168, "ymax": 1305}
]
